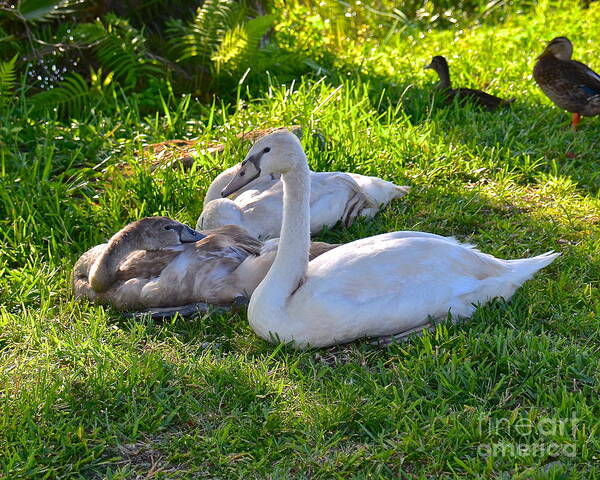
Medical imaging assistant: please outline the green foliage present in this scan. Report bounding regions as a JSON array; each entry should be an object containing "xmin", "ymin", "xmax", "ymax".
[
  {"xmin": 1, "ymin": 0, "xmax": 289, "ymax": 115},
  {"xmin": 29, "ymin": 70, "xmax": 114, "ymax": 116},
  {"xmin": 71, "ymin": 14, "xmax": 163, "ymax": 90},
  {"xmin": 212, "ymin": 14, "xmax": 276, "ymax": 74},
  {"xmin": 13, "ymin": 0, "xmax": 84, "ymax": 23},
  {"xmin": 0, "ymin": 55, "xmax": 17, "ymax": 107},
  {"xmin": 163, "ymin": 0, "xmax": 284, "ymax": 91},
  {"xmin": 168, "ymin": 0, "xmax": 242, "ymax": 64}
]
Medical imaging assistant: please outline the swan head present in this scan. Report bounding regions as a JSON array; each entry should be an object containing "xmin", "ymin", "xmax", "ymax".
[
  {"xmin": 196, "ymin": 199, "xmax": 244, "ymax": 231},
  {"xmin": 539, "ymin": 37, "xmax": 572, "ymax": 60},
  {"xmin": 221, "ymin": 130, "xmax": 304, "ymax": 197},
  {"xmin": 126, "ymin": 217, "xmax": 206, "ymax": 249},
  {"xmin": 88, "ymin": 217, "xmax": 205, "ymax": 293}
]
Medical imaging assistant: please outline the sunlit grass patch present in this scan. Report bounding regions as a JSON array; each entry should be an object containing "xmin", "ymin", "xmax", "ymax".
[{"xmin": 1, "ymin": 1, "xmax": 599, "ymax": 478}]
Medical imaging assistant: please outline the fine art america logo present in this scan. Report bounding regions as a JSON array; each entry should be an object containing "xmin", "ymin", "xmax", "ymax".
[{"xmin": 477, "ymin": 414, "xmax": 578, "ymax": 458}]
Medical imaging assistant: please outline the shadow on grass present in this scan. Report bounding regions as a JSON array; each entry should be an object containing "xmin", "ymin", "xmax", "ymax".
[
  {"xmin": 406, "ymin": 93, "xmax": 600, "ymax": 194},
  {"xmin": 307, "ymin": 63, "xmax": 600, "ymax": 194}
]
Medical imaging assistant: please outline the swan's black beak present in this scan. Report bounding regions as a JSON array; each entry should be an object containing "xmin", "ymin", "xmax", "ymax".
[
  {"xmin": 424, "ymin": 63, "xmax": 432, "ymax": 70},
  {"xmin": 178, "ymin": 225, "xmax": 206, "ymax": 243},
  {"xmin": 221, "ymin": 155, "xmax": 262, "ymax": 197}
]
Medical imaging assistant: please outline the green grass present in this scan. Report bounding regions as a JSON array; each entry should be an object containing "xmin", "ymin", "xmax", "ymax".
[{"xmin": 1, "ymin": 1, "xmax": 599, "ymax": 478}]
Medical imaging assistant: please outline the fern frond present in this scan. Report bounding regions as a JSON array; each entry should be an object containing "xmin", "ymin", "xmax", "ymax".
[
  {"xmin": 71, "ymin": 15, "xmax": 163, "ymax": 90},
  {"xmin": 211, "ymin": 24, "xmax": 247, "ymax": 74},
  {"xmin": 30, "ymin": 73, "xmax": 94, "ymax": 117},
  {"xmin": 0, "ymin": 55, "xmax": 17, "ymax": 106},
  {"xmin": 211, "ymin": 15, "xmax": 275, "ymax": 75},
  {"xmin": 167, "ymin": 0, "xmax": 241, "ymax": 65}
]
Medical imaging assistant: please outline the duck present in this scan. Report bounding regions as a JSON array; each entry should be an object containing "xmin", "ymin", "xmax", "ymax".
[
  {"xmin": 220, "ymin": 130, "xmax": 560, "ymax": 349},
  {"xmin": 73, "ymin": 217, "xmax": 337, "ymax": 312},
  {"xmin": 533, "ymin": 36, "xmax": 600, "ymax": 129},
  {"xmin": 199, "ymin": 160, "xmax": 409, "ymax": 240},
  {"xmin": 425, "ymin": 55, "xmax": 514, "ymax": 111}
]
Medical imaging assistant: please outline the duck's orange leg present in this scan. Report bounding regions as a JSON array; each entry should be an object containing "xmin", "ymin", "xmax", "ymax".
[{"xmin": 571, "ymin": 113, "xmax": 581, "ymax": 130}]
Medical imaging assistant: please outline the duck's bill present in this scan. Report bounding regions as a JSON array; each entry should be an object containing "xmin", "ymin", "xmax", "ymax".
[
  {"xmin": 537, "ymin": 49, "xmax": 551, "ymax": 59},
  {"xmin": 423, "ymin": 63, "xmax": 432, "ymax": 70},
  {"xmin": 221, "ymin": 158, "xmax": 262, "ymax": 197}
]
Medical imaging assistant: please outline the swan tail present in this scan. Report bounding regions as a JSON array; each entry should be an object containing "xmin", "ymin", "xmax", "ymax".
[
  {"xmin": 342, "ymin": 173, "xmax": 409, "ymax": 206},
  {"xmin": 505, "ymin": 251, "xmax": 561, "ymax": 285},
  {"xmin": 391, "ymin": 185, "xmax": 410, "ymax": 200},
  {"xmin": 361, "ymin": 180, "xmax": 410, "ymax": 205},
  {"xmin": 364, "ymin": 179, "xmax": 410, "ymax": 203},
  {"xmin": 459, "ymin": 251, "xmax": 560, "ymax": 306},
  {"xmin": 336, "ymin": 174, "xmax": 379, "ymax": 208}
]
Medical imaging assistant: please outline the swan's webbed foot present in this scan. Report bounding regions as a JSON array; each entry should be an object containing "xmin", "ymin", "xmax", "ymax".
[{"xmin": 124, "ymin": 302, "xmax": 230, "ymax": 320}]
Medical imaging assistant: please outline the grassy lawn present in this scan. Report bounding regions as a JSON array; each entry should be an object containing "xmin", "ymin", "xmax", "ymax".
[{"xmin": 1, "ymin": 1, "xmax": 599, "ymax": 478}]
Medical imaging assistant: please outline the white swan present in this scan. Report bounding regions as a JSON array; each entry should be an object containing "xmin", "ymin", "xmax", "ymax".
[
  {"xmin": 199, "ymin": 160, "xmax": 409, "ymax": 239},
  {"xmin": 73, "ymin": 217, "xmax": 337, "ymax": 311},
  {"xmin": 221, "ymin": 130, "xmax": 560, "ymax": 348}
]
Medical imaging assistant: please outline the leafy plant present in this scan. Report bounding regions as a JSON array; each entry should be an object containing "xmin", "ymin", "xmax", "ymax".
[
  {"xmin": 162, "ymin": 1, "xmax": 287, "ymax": 94},
  {"xmin": 211, "ymin": 14, "xmax": 276, "ymax": 75},
  {"xmin": 70, "ymin": 14, "xmax": 164, "ymax": 90},
  {"xmin": 167, "ymin": 0, "xmax": 242, "ymax": 65},
  {"xmin": 10, "ymin": 0, "xmax": 85, "ymax": 23},
  {"xmin": 29, "ymin": 70, "xmax": 114, "ymax": 117},
  {"xmin": 0, "ymin": 55, "xmax": 17, "ymax": 107}
]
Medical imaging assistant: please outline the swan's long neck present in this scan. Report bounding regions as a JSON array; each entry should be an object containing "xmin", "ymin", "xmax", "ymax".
[
  {"xmin": 89, "ymin": 232, "xmax": 140, "ymax": 293},
  {"xmin": 204, "ymin": 167, "xmax": 237, "ymax": 206},
  {"xmin": 256, "ymin": 155, "xmax": 311, "ymax": 307}
]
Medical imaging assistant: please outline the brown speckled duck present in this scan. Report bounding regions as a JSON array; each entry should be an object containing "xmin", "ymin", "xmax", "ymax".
[
  {"xmin": 425, "ymin": 55, "xmax": 514, "ymax": 111},
  {"xmin": 533, "ymin": 36, "xmax": 600, "ymax": 129}
]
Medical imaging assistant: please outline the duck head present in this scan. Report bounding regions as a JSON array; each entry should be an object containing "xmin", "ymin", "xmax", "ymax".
[
  {"xmin": 424, "ymin": 55, "xmax": 451, "ymax": 89},
  {"xmin": 424, "ymin": 55, "xmax": 449, "ymax": 73},
  {"xmin": 538, "ymin": 37, "xmax": 573, "ymax": 60}
]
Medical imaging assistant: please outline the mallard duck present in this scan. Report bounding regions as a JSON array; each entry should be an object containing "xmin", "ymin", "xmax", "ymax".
[
  {"xmin": 73, "ymin": 217, "xmax": 337, "ymax": 312},
  {"xmin": 199, "ymin": 163, "xmax": 409, "ymax": 240},
  {"xmin": 219, "ymin": 130, "xmax": 559, "ymax": 349},
  {"xmin": 533, "ymin": 36, "xmax": 600, "ymax": 129},
  {"xmin": 425, "ymin": 55, "xmax": 514, "ymax": 111}
]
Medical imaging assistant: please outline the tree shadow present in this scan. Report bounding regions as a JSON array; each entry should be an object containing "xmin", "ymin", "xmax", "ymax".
[
  {"xmin": 420, "ymin": 96, "xmax": 600, "ymax": 194},
  {"xmin": 288, "ymin": 60, "xmax": 600, "ymax": 195}
]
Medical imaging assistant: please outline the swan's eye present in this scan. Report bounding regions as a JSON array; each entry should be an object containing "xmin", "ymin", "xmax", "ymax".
[
  {"xmin": 239, "ymin": 171, "xmax": 245, "ymax": 177},
  {"xmin": 164, "ymin": 225, "xmax": 173, "ymax": 231},
  {"xmin": 263, "ymin": 147, "xmax": 271, "ymax": 153}
]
